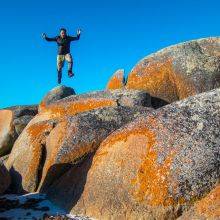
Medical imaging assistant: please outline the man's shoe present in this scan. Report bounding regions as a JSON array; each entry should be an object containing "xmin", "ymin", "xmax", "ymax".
[{"xmin": 68, "ymin": 70, "xmax": 74, "ymax": 78}]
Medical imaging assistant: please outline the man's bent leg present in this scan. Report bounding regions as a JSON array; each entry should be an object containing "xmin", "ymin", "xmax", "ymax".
[
  {"xmin": 65, "ymin": 53, "xmax": 74, "ymax": 77},
  {"xmin": 57, "ymin": 55, "xmax": 64, "ymax": 84}
]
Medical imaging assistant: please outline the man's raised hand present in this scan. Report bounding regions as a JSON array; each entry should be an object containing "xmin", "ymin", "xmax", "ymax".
[
  {"xmin": 42, "ymin": 33, "xmax": 47, "ymax": 39},
  {"xmin": 77, "ymin": 29, "xmax": 81, "ymax": 35}
]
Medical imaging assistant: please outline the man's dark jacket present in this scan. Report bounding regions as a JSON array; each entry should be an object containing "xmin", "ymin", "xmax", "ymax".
[{"xmin": 45, "ymin": 34, "xmax": 80, "ymax": 55}]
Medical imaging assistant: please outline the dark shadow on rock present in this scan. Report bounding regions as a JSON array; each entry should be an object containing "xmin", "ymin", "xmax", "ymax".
[
  {"xmin": 8, "ymin": 167, "xmax": 27, "ymax": 194},
  {"xmin": 151, "ymin": 96, "xmax": 169, "ymax": 109},
  {"xmin": 0, "ymin": 163, "xmax": 11, "ymax": 195},
  {"xmin": 37, "ymin": 143, "xmax": 47, "ymax": 191},
  {"xmin": 39, "ymin": 163, "xmax": 73, "ymax": 193},
  {"xmin": 43, "ymin": 153, "xmax": 95, "ymax": 212}
]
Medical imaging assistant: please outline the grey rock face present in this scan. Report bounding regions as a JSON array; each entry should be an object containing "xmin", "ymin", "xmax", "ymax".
[
  {"xmin": 6, "ymin": 105, "xmax": 38, "ymax": 118},
  {"xmin": 13, "ymin": 115, "xmax": 35, "ymax": 135},
  {"xmin": 150, "ymin": 88, "xmax": 220, "ymax": 202}
]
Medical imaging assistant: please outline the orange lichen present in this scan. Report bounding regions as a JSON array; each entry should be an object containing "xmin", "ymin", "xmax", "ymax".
[
  {"xmin": 95, "ymin": 116, "xmax": 177, "ymax": 206},
  {"xmin": 126, "ymin": 59, "xmax": 196, "ymax": 103},
  {"xmin": 27, "ymin": 122, "xmax": 52, "ymax": 139},
  {"xmin": 93, "ymin": 126, "xmax": 148, "ymax": 167},
  {"xmin": 38, "ymin": 101, "xmax": 46, "ymax": 112},
  {"xmin": 195, "ymin": 184, "xmax": 220, "ymax": 218},
  {"xmin": 97, "ymin": 116, "xmax": 156, "ymax": 149},
  {"xmin": 41, "ymin": 98, "xmax": 117, "ymax": 120},
  {"xmin": 132, "ymin": 144, "xmax": 175, "ymax": 206},
  {"xmin": 106, "ymin": 70, "xmax": 125, "ymax": 90}
]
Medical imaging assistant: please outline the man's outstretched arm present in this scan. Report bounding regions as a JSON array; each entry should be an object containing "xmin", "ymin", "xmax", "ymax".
[
  {"xmin": 69, "ymin": 29, "xmax": 81, "ymax": 41},
  {"xmin": 42, "ymin": 33, "xmax": 57, "ymax": 42}
]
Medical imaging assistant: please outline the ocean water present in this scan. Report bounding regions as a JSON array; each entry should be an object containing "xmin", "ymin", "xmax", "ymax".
[{"xmin": 0, "ymin": 193, "xmax": 91, "ymax": 220}]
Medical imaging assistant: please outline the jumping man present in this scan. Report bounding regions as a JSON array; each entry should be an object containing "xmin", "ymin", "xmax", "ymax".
[{"xmin": 42, "ymin": 28, "xmax": 81, "ymax": 84}]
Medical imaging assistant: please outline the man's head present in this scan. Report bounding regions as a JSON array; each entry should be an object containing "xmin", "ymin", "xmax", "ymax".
[{"xmin": 60, "ymin": 28, "xmax": 67, "ymax": 38}]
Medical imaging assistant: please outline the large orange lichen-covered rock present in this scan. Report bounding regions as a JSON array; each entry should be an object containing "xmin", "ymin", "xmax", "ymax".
[
  {"xmin": 47, "ymin": 88, "xmax": 220, "ymax": 219},
  {"xmin": 179, "ymin": 184, "xmax": 220, "ymax": 220},
  {"xmin": 0, "ymin": 106, "xmax": 38, "ymax": 156},
  {"xmin": 106, "ymin": 69, "xmax": 125, "ymax": 90},
  {"xmin": 6, "ymin": 106, "xmax": 151, "ymax": 193},
  {"xmin": 126, "ymin": 37, "xmax": 220, "ymax": 103}
]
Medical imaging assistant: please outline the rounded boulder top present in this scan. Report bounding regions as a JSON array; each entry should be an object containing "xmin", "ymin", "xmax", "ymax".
[
  {"xmin": 106, "ymin": 69, "xmax": 125, "ymax": 90},
  {"xmin": 126, "ymin": 37, "xmax": 220, "ymax": 103},
  {"xmin": 39, "ymin": 86, "xmax": 76, "ymax": 111}
]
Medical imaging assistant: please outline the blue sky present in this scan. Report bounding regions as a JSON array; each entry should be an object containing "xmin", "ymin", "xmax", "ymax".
[{"xmin": 0, "ymin": 0, "xmax": 219, "ymax": 108}]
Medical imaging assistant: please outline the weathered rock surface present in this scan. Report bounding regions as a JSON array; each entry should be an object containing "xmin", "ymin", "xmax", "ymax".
[
  {"xmin": 0, "ymin": 162, "xmax": 11, "ymax": 194},
  {"xmin": 0, "ymin": 105, "xmax": 38, "ymax": 156},
  {"xmin": 47, "ymin": 88, "xmax": 220, "ymax": 219},
  {"xmin": 106, "ymin": 69, "xmax": 125, "ymax": 90},
  {"xmin": 178, "ymin": 184, "xmax": 220, "ymax": 220},
  {"xmin": 126, "ymin": 37, "xmax": 220, "ymax": 103},
  {"xmin": 6, "ymin": 106, "xmax": 152, "ymax": 193},
  {"xmin": 39, "ymin": 85, "xmax": 76, "ymax": 112},
  {"xmin": 6, "ymin": 105, "xmax": 38, "ymax": 117},
  {"xmin": 28, "ymin": 89, "xmax": 152, "ymax": 126}
]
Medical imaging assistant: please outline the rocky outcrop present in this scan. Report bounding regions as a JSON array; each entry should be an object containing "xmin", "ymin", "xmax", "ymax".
[
  {"xmin": 1, "ymin": 37, "xmax": 220, "ymax": 220},
  {"xmin": 5, "ymin": 88, "xmax": 152, "ymax": 193},
  {"xmin": 178, "ymin": 184, "xmax": 220, "ymax": 220},
  {"xmin": 6, "ymin": 106, "xmax": 152, "ymax": 193},
  {"xmin": 39, "ymin": 86, "xmax": 76, "ymax": 112},
  {"xmin": 0, "ymin": 105, "xmax": 38, "ymax": 156},
  {"xmin": 0, "ymin": 162, "xmax": 11, "ymax": 194},
  {"xmin": 125, "ymin": 37, "xmax": 220, "ymax": 103},
  {"xmin": 46, "ymin": 88, "xmax": 220, "ymax": 219},
  {"xmin": 106, "ymin": 69, "xmax": 125, "ymax": 90},
  {"xmin": 28, "ymin": 89, "xmax": 152, "ymax": 126}
]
